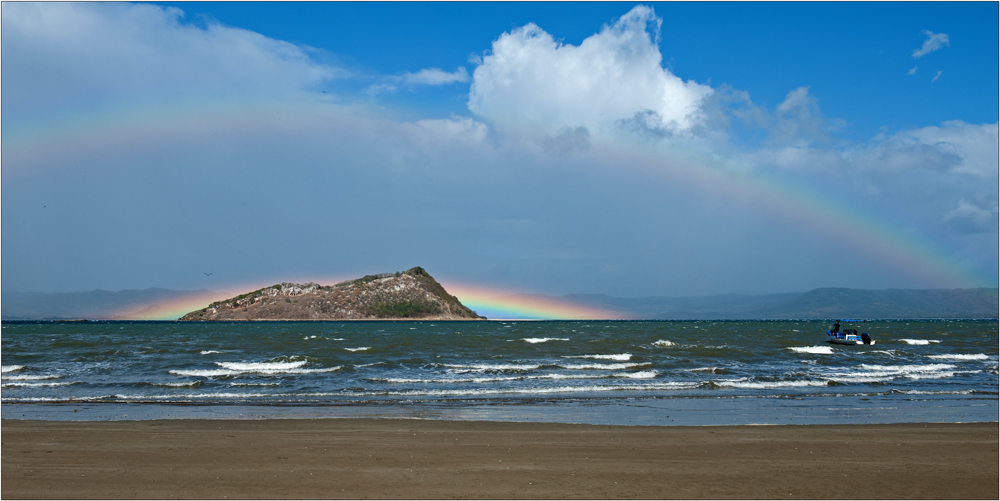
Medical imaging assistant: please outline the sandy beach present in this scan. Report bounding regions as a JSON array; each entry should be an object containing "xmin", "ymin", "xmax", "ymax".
[{"xmin": 2, "ymin": 419, "xmax": 996, "ymax": 499}]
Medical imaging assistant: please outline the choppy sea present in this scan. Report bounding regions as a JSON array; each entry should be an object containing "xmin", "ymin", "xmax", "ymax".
[{"xmin": 2, "ymin": 320, "xmax": 997, "ymax": 425}]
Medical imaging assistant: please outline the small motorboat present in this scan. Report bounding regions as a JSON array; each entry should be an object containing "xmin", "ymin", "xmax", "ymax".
[{"xmin": 827, "ymin": 320, "xmax": 873, "ymax": 345}]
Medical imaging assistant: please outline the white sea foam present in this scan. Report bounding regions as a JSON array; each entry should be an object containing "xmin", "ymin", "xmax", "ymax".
[
  {"xmin": 374, "ymin": 376, "xmax": 524, "ymax": 384},
  {"xmin": 345, "ymin": 347, "xmax": 371, "ymax": 352},
  {"xmin": 1, "ymin": 374, "xmax": 61, "ymax": 381},
  {"xmin": 443, "ymin": 363, "xmax": 541, "ymax": 371},
  {"xmin": 615, "ymin": 370, "xmax": 658, "ymax": 379},
  {"xmin": 365, "ymin": 381, "xmax": 700, "ymax": 397},
  {"xmin": 825, "ymin": 375, "xmax": 895, "ymax": 384},
  {"xmin": 216, "ymin": 361, "xmax": 307, "ymax": 371},
  {"xmin": 817, "ymin": 370, "xmax": 897, "ymax": 383},
  {"xmin": 271, "ymin": 367, "xmax": 342, "ymax": 375},
  {"xmin": 230, "ymin": 382, "xmax": 281, "ymax": 387},
  {"xmin": 882, "ymin": 372, "xmax": 957, "ymax": 381},
  {"xmin": 869, "ymin": 349, "xmax": 898, "ymax": 356},
  {"xmin": 1, "ymin": 365, "xmax": 25, "ymax": 373},
  {"xmin": 686, "ymin": 367, "xmax": 728, "ymax": 374},
  {"xmin": 927, "ymin": 354, "xmax": 989, "ymax": 361},
  {"xmin": 899, "ymin": 339, "xmax": 941, "ymax": 345},
  {"xmin": 153, "ymin": 381, "xmax": 201, "ymax": 387},
  {"xmin": 371, "ymin": 373, "xmax": 622, "ymax": 384},
  {"xmin": 535, "ymin": 373, "xmax": 604, "ymax": 380},
  {"xmin": 564, "ymin": 353, "xmax": 632, "ymax": 361},
  {"xmin": 652, "ymin": 340, "xmax": 675, "ymax": 347},
  {"xmin": 893, "ymin": 389, "xmax": 976, "ymax": 396},
  {"xmin": 558, "ymin": 362, "xmax": 650, "ymax": 370},
  {"xmin": 2, "ymin": 396, "xmax": 97, "ymax": 403},
  {"xmin": 716, "ymin": 380, "xmax": 828, "ymax": 389},
  {"xmin": 858, "ymin": 363, "xmax": 960, "ymax": 380},
  {"xmin": 861, "ymin": 363, "xmax": 956, "ymax": 373},
  {"xmin": 521, "ymin": 338, "xmax": 569, "ymax": 343},
  {"xmin": 788, "ymin": 346, "xmax": 834, "ymax": 355},
  {"xmin": 170, "ymin": 363, "xmax": 341, "ymax": 377},
  {"xmin": 0, "ymin": 381, "xmax": 705, "ymax": 402},
  {"xmin": 2, "ymin": 381, "xmax": 78, "ymax": 388},
  {"xmin": 137, "ymin": 392, "xmax": 276, "ymax": 400},
  {"xmin": 169, "ymin": 369, "xmax": 241, "ymax": 377},
  {"xmin": 200, "ymin": 350, "xmax": 220, "ymax": 355}
]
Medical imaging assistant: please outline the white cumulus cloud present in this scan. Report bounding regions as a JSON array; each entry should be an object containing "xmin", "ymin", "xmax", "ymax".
[
  {"xmin": 403, "ymin": 67, "xmax": 470, "ymax": 86},
  {"xmin": 467, "ymin": 5, "xmax": 712, "ymax": 137},
  {"xmin": 912, "ymin": 30, "xmax": 950, "ymax": 58}
]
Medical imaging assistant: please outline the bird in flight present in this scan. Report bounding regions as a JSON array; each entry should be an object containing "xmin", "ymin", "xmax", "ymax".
[{"xmin": 204, "ymin": 273, "xmax": 213, "ymax": 277}]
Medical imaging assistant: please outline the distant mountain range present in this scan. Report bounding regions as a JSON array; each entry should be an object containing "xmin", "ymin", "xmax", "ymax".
[
  {"xmin": 1, "ymin": 288, "xmax": 216, "ymax": 320},
  {"xmin": 538, "ymin": 287, "xmax": 999, "ymax": 320},
  {"xmin": 2, "ymin": 286, "xmax": 997, "ymax": 320}
]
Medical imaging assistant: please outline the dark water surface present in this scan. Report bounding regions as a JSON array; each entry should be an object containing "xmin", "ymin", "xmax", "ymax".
[{"xmin": 3, "ymin": 320, "xmax": 997, "ymax": 425}]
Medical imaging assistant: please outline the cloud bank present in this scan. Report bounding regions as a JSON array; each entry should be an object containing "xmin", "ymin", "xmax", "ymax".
[
  {"xmin": 1, "ymin": 2, "xmax": 336, "ymax": 124},
  {"xmin": 2, "ymin": 3, "xmax": 996, "ymax": 298}
]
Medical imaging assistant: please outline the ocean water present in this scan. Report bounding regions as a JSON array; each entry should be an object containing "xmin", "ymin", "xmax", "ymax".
[{"xmin": 2, "ymin": 320, "xmax": 997, "ymax": 425}]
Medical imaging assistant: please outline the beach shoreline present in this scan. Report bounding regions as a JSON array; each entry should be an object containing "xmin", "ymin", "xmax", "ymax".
[{"xmin": 3, "ymin": 418, "xmax": 996, "ymax": 499}]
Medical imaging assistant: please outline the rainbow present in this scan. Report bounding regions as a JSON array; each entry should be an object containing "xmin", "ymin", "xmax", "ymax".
[
  {"xmin": 4, "ymin": 90, "xmax": 991, "ymax": 295},
  {"xmin": 109, "ymin": 290, "xmax": 231, "ymax": 321},
  {"xmin": 117, "ymin": 279, "xmax": 619, "ymax": 321},
  {"xmin": 115, "ymin": 275, "xmax": 351, "ymax": 320},
  {"xmin": 443, "ymin": 284, "xmax": 622, "ymax": 320},
  {"xmin": 588, "ymin": 137, "xmax": 987, "ymax": 289}
]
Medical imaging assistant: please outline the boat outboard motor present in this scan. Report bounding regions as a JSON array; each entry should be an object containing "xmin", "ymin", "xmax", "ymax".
[{"xmin": 861, "ymin": 333, "xmax": 872, "ymax": 345}]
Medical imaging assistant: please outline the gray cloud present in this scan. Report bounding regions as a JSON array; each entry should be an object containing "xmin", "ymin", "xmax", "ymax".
[
  {"xmin": 944, "ymin": 199, "xmax": 999, "ymax": 234},
  {"xmin": 772, "ymin": 87, "xmax": 845, "ymax": 147},
  {"xmin": 1, "ymin": 2, "xmax": 339, "ymax": 125},
  {"xmin": 542, "ymin": 126, "xmax": 591, "ymax": 155}
]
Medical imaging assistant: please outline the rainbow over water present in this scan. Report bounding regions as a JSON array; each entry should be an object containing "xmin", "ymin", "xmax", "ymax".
[
  {"xmin": 443, "ymin": 284, "xmax": 621, "ymax": 320},
  {"xmin": 113, "ymin": 289, "xmax": 240, "ymax": 321},
  {"xmin": 120, "ymin": 280, "xmax": 619, "ymax": 321}
]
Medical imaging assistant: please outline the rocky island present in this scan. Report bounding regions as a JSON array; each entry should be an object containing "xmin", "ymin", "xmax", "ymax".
[{"xmin": 179, "ymin": 267, "xmax": 485, "ymax": 321}]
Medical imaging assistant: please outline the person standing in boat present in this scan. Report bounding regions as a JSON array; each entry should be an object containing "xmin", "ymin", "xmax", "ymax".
[{"xmin": 832, "ymin": 321, "xmax": 840, "ymax": 334}]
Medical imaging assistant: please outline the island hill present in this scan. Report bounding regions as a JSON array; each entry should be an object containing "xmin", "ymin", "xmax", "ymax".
[{"xmin": 179, "ymin": 267, "xmax": 485, "ymax": 321}]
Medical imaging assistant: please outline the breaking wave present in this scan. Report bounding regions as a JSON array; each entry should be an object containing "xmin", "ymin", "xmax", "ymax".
[{"xmin": 788, "ymin": 346, "xmax": 834, "ymax": 355}]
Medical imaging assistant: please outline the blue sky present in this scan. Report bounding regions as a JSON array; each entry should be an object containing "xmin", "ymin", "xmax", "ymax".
[
  {"xmin": 2, "ymin": 2, "xmax": 997, "ymax": 297},
  {"xmin": 156, "ymin": 1, "xmax": 997, "ymax": 136}
]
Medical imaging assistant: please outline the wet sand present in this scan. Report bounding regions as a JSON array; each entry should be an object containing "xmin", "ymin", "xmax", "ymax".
[{"xmin": 2, "ymin": 419, "xmax": 996, "ymax": 499}]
